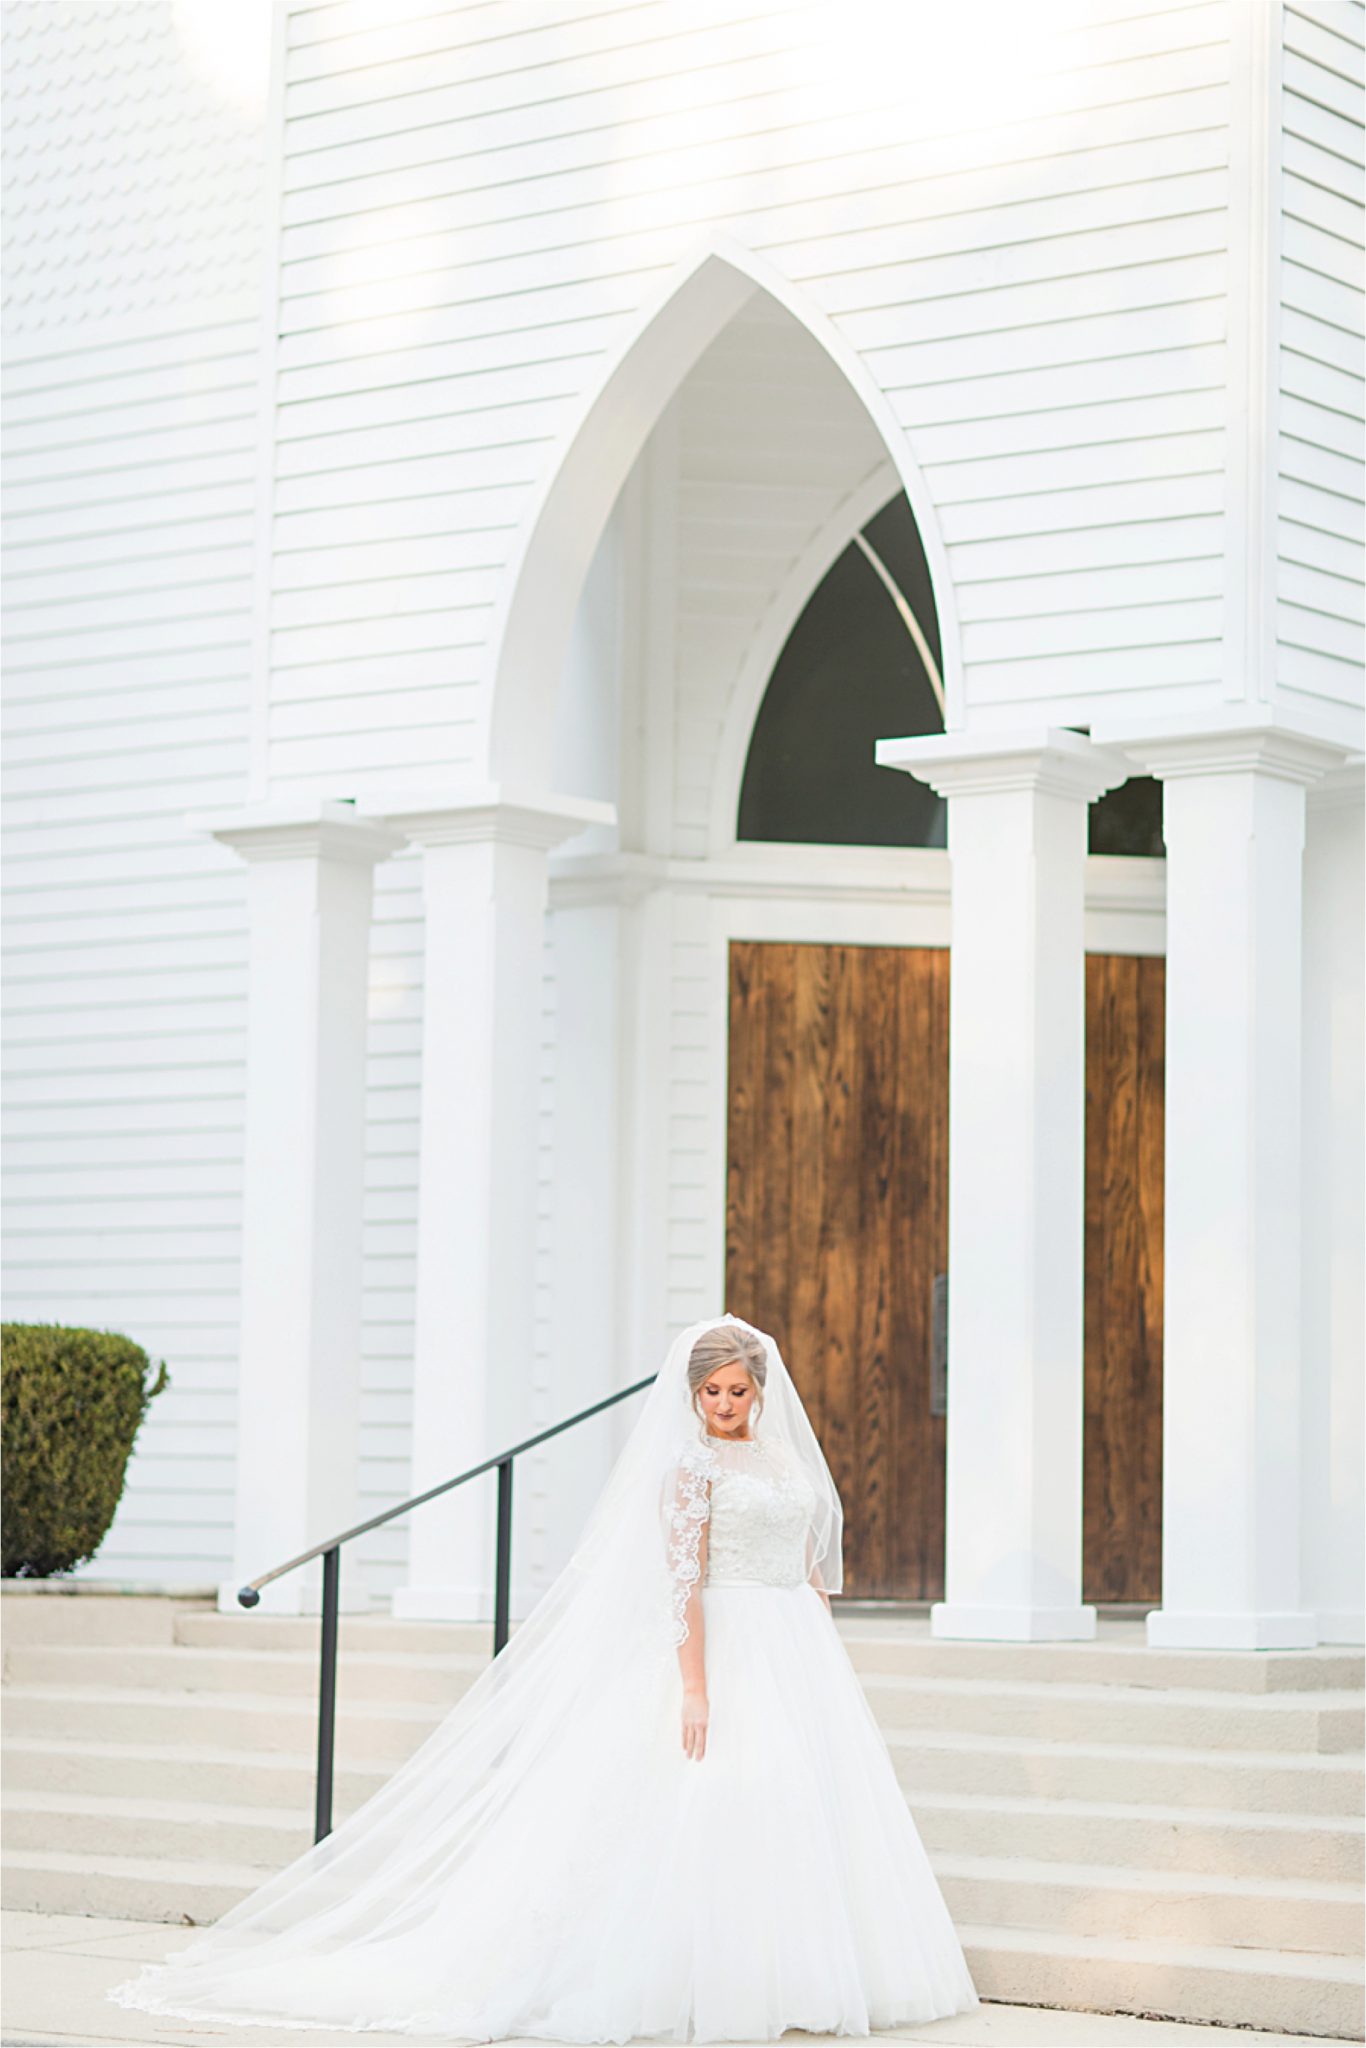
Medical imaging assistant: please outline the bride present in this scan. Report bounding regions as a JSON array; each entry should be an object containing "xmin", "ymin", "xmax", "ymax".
[{"xmin": 109, "ymin": 1314, "xmax": 982, "ymax": 2041}]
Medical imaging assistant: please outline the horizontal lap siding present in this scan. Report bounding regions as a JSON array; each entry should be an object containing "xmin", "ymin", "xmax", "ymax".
[
  {"xmin": 2, "ymin": 0, "xmax": 269, "ymax": 1582},
  {"xmin": 1277, "ymin": 1, "xmax": 1365, "ymax": 717},
  {"xmin": 278, "ymin": 0, "xmax": 1236, "ymax": 769}
]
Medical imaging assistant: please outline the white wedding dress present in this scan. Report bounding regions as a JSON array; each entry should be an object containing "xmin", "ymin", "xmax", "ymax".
[
  {"xmin": 111, "ymin": 1425, "xmax": 980, "ymax": 2041},
  {"xmin": 111, "ymin": 1290, "xmax": 993, "ymax": 2043}
]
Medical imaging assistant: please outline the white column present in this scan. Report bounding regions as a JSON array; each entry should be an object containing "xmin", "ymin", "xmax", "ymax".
[
  {"xmin": 385, "ymin": 788, "xmax": 614, "ymax": 1622},
  {"xmin": 199, "ymin": 801, "xmax": 405, "ymax": 1615},
  {"xmin": 1099, "ymin": 718, "xmax": 1346, "ymax": 1649},
  {"xmin": 1301, "ymin": 764, "xmax": 1364, "ymax": 1644},
  {"xmin": 875, "ymin": 729, "xmax": 1128, "ymax": 1640},
  {"xmin": 538, "ymin": 854, "xmax": 671, "ymax": 1588}
]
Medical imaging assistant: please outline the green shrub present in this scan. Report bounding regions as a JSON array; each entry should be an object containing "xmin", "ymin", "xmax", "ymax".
[{"xmin": 1, "ymin": 1323, "xmax": 169, "ymax": 1578}]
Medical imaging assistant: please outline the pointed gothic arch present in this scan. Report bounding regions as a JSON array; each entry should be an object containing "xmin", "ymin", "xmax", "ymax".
[{"xmin": 483, "ymin": 234, "xmax": 962, "ymax": 789}]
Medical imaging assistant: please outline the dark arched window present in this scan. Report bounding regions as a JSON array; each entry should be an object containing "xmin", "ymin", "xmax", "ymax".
[{"xmin": 738, "ymin": 496, "xmax": 945, "ymax": 847}]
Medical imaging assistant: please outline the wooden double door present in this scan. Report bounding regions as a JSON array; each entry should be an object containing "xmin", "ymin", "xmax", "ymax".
[{"xmin": 725, "ymin": 941, "xmax": 1164, "ymax": 1605}]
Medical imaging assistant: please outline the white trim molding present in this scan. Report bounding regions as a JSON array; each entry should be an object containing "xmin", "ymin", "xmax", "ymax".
[
  {"xmin": 382, "ymin": 785, "xmax": 616, "ymax": 852},
  {"xmin": 193, "ymin": 798, "xmax": 407, "ymax": 868}
]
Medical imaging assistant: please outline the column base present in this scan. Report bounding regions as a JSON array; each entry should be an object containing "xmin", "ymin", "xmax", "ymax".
[
  {"xmin": 930, "ymin": 1601, "xmax": 1098, "ymax": 1643},
  {"xmin": 1315, "ymin": 1610, "xmax": 1366, "ymax": 1646},
  {"xmin": 1146, "ymin": 1608, "xmax": 1319, "ymax": 1650}
]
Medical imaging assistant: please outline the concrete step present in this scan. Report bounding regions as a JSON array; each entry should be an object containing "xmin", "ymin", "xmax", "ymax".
[
  {"xmin": 8, "ymin": 1739, "xmax": 1360, "ymax": 1887},
  {"xmin": 7, "ymin": 1693, "xmax": 1360, "ymax": 1818},
  {"xmin": 2, "ymin": 1734, "xmax": 388, "ymax": 1814},
  {"xmin": 9, "ymin": 1593, "xmax": 1358, "ymax": 1695},
  {"xmin": 7, "ymin": 1789, "xmax": 1359, "ymax": 1961},
  {"xmin": 174, "ymin": 1607, "xmax": 1366, "ymax": 1700},
  {"xmin": 961, "ymin": 1922, "xmax": 1365, "ymax": 2041},
  {"xmin": 0, "ymin": 1592, "xmax": 210, "ymax": 1647},
  {"xmin": 3, "ymin": 1853, "xmax": 1361, "ymax": 2038},
  {"xmin": 0, "ymin": 1848, "xmax": 267, "ymax": 1927},
  {"xmin": 173, "ymin": 1611, "xmax": 494, "ymax": 1659},
  {"xmin": 936, "ymin": 1851, "xmax": 1362, "ymax": 1955},
  {"xmin": 887, "ymin": 1727, "xmax": 1365, "ymax": 1816},
  {"xmin": 837, "ymin": 1624, "xmax": 1366, "ymax": 1695},
  {"xmin": 863, "ymin": 1670, "xmax": 1364, "ymax": 1752},
  {"xmin": 176, "ymin": 1607, "xmax": 1366, "ymax": 1694},
  {"xmin": 1, "ymin": 1683, "xmax": 442, "ymax": 1761},
  {"xmin": 908, "ymin": 1787, "xmax": 1365, "ymax": 1883},
  {"xmin": 3, "ymin": 1788, "xmax": 312, "ymax": 1870},
  {"xmin": 5, "ymin": 1641, "xmax": 486, "ymax": 1705},
  {"xmin": 12, "ymin": 1644, "xmax": 1359, "ymax": 1756}
]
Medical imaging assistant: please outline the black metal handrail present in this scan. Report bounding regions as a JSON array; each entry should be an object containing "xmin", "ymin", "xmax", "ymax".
[{"xmin": 237, "ymin": 1372, "xmax": 656, "ymax": 1842}]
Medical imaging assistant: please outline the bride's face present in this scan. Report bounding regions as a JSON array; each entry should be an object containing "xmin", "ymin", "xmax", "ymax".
[{"xmin": 698, "ymin": 1363, "xmax": 756, "ymax": 1440}]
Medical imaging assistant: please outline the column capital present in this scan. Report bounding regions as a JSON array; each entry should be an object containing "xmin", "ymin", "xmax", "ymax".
[
  {"xmin": 189, "ymin": 798, "xmax": 407, "ymax": 867},
  {"xmin": 875, "ymin": 727, "xmax": 1130, "ymax": 803},
  {"xmin": 1090, "ymin": 710, "xmax": 1358, "ymax": 788},
  {"xmin": 1307, "ymin": 757, "xmax": 1366, "ymax": 817},
  {"xmin": 380, "ymin": 782, "xmax": 616, "ymax": 851}
]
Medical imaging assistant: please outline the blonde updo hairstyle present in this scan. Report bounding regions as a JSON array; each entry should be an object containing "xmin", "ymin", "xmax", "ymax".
[{"xmin": 687, "ymin": 1323, "xmax": 768, "ymax": 1431}]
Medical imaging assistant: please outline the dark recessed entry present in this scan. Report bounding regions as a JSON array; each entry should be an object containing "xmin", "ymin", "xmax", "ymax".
[
  {"xmin": 1090, "ymin": 777, "xmax": 1166, "ymax": 858},
  {"xmin": 738, "ymin": 496, "xmax": 945, "ymax": 848}
]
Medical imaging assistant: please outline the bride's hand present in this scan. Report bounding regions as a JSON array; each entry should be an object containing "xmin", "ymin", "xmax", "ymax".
[{"xmin": 681, "ymin": 1687, "xmax": 709, "ymax": 1762}]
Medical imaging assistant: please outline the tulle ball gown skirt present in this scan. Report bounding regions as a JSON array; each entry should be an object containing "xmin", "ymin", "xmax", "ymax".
[{"xmin": 111, "ymin": 1582, "xmax": 981, "ymax": 2042}]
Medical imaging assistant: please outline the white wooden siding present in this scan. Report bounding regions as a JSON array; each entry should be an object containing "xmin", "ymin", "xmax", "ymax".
[
  {"xmin": 1277, "ymin": 0, "xmax": 1366, "ymax": 718},
  {"xmin": 1, "ymin": 339, "xmax": 256, "ymax": 1570},
  {"xmin": 266, "ymin": 0, "xmax": 1240, "ymax": 797},
  {"xmin": 1, "ymin": 0, "xmax": 268, "ymax": 1584}
]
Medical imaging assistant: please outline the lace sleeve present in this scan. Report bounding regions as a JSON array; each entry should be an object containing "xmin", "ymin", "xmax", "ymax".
[{"xmin": 663, "ymin": 1440, "xmax": 717, "ymax": 1647}]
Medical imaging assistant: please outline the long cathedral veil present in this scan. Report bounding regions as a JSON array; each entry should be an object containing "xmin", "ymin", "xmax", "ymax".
[{"xmin": 109, "ymin": 1313, "xmax": 843, "ymax": 2024}]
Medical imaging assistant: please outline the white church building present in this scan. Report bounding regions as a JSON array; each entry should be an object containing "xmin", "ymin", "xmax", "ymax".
[{"xmin": 4, "ymin": 0, "xmax": 1363, "ymax": 1655}]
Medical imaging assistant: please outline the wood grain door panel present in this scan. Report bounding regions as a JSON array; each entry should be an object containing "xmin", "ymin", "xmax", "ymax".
[
  {"xmin": 1083, "ymin": 953, "xmax": 1165, "ymax": 1604},
  {"xmin": 726, "ymin": 941, "xmax": 949, "ymax": 1599}
]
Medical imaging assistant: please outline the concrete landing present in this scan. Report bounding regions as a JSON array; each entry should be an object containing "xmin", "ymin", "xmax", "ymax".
[{"xmin": 0, "ymin": 1911, "xmax": 1336, "ymax": 2048}]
